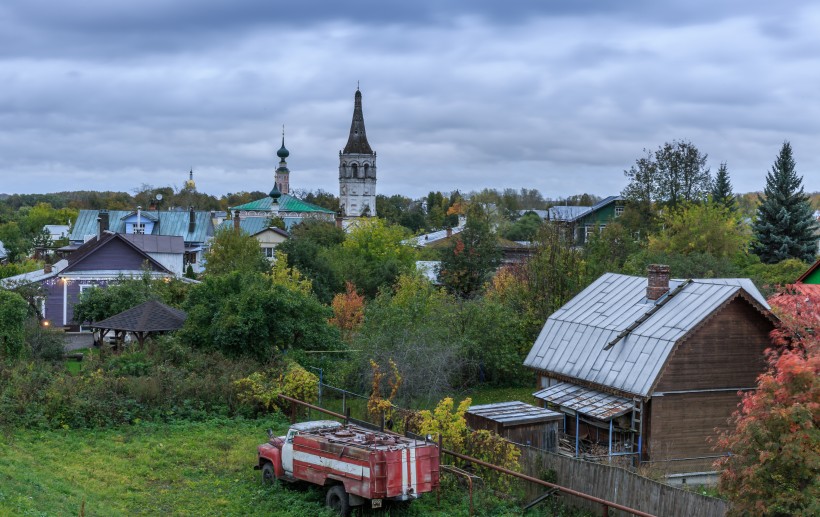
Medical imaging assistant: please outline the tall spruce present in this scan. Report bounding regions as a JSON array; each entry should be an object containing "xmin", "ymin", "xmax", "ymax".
[
  {"xmin": 711, "ymin": 162, "xmax": 736, "ymax": 211},
  {"xmin": 751, "ymin": 142, "xmax": 818, "ymax": 263}
]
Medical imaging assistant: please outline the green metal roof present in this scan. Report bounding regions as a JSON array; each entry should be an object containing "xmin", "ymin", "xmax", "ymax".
[
  {"xmin": 69, "ymin": 210, "xmax": 215, "ymax": 244},
  {"xmin": 216, "ymin": 217, "xmax": 290, "ymax": 237},
  {"xmin": 231, "ymin": 193, "xmax": 335, "ymax": 214}
]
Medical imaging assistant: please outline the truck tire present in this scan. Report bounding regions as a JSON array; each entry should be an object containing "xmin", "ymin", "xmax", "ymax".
[
  {"xmin": 261, "ymin": 463, "xmax": 276, "ymax": 485},
  {"xmin": 325, "ymin": 485, "xmax": 350, "ymax": 516}
]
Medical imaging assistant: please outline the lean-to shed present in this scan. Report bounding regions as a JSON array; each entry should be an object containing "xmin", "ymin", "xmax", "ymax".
[{"xmin": 466, "ymin": 401, "xmax": 563, "ymax": 451}]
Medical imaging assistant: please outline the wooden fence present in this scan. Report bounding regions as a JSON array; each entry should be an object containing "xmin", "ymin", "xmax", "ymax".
[{"xmin": 518, "ymin": 446, "xmax": 729, "ymax": 517}]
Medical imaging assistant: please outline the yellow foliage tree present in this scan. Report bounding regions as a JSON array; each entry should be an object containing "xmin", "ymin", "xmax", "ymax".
[
  {"xmin": 329, "ymin": 281, "xmax": 365, "ymax": 343},
  {"xmin": 416, "ymin": 397, "xmax": 472, "ymax": 451},
  {"xmin": 268, "ymin": 250, "xmax": 313, "ymax": 295},
  {"xmin": 233, "ymin": 363, "xmax": 318, "ymax": 415},
  {"xmin": 368, "ymin": 359, "xmax": 402, "ymax": 423}
]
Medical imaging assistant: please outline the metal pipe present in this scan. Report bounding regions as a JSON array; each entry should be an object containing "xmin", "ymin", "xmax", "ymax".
[
  {"xmin": 575, "ymin": 412, "xmax": 580, "ymax": 458},
  {"xmin": 278, "ymin": 394, "xmax": 657, "ymax": 517}
]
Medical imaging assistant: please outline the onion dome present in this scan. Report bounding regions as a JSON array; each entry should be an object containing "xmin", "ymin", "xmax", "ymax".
[{"xmin": 269, "ymin": 183, "xmax": 282, "ymax": 202}]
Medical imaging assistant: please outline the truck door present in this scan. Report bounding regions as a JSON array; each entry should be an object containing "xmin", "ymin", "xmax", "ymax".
[{"xmin": 282, "ymin": 429, "xmax": 297, "ymax": 474}]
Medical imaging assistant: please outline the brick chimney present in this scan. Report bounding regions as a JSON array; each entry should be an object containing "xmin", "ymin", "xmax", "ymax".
[
  {"xmin": 446, "ymin": 227, "xmax": 453, "ymax": 238},
  {"xmin": 646, "ymin": 264, "xmax": 671, "ymax": 300},
  {"xmin": 44, "ymin": 263, "xmax": 53, "ymax": 274},
  {"xmin": 233, "ymin": 214, "xmax": 241, "ymax": 232},
  {"xmin": 335, "ymin": 210, "xmax": 344, "ymax": 229},
  {"xmin": 97, "ymin": 210, "xmax": 110, "ymax": 240}
]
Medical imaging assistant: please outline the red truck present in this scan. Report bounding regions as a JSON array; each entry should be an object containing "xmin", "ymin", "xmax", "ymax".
[{"xmin": 256, "ymin": 420, "xmax": 440, "ymax": 515}]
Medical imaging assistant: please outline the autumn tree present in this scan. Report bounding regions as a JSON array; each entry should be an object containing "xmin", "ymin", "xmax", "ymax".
[
  {"xmin": 648, "ymin": 201, "xmax": 750, "ymax": 258},
  {"xmin": 329, "ymin": 282, "xmax": 365, "ymax": 343},
  {"xmin": 716, "ymin": 284, "xmax": 820, "ymax": 516},
  {"xmin": 752, "ymin": 142, "xmax": 818, "ymax": 264}
]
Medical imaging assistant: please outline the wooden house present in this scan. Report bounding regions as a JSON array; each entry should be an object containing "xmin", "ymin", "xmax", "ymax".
[
  {"xmin": 543, "ymin": 196, "xmax": 625, "ymax": 245},
  {"xmin": 523, "ymin": 265, "xmax": 776, "ymax": 474},
  {"xmin": 2, "ymin": 232, "xmax": 186, "ymax": 330},
  {"xmin": 796, "ymin": 257, "xmax": 820, "ymax": 284},
  {"xmin": 466, "ymin": 401, "xmax": 563, "ymax": 452},
  {"xmin": 62, "ymin": 208, "xmax": 215, "ymax": 273}
]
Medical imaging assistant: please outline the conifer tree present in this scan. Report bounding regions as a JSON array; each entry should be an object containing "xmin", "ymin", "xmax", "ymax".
[
  {"xmin": 751, "ymin": 142, "xmax": 818, "ymax": 263},
  {"xmin": 711, "ymin": 162, "xmax": 735, "ymax": 211}
]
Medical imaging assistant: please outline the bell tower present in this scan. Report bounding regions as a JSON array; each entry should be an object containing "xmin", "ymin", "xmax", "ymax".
[
  {"xmin": 275, "ymin": 127, "xmax": 290, "ymax": 195},
  {"xmin": 339, "ymin": 88, "xmax": 377, "ymax": 217}
]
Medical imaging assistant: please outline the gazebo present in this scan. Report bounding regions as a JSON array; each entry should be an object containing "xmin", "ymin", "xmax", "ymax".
[{"xmin": 90, "ymin": 300, "xmax": 187, "ymax": 348}]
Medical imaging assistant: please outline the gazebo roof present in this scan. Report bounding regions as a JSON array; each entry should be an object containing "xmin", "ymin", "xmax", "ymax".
[{"xmin": 90, "ymin": 300, "xmax": 187, "ymax": 332}]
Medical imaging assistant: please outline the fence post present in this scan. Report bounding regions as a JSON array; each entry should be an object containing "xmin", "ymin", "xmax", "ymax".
[{"xmin": 342, "ymin": 392, "xmax": 346, "ymax": 416}]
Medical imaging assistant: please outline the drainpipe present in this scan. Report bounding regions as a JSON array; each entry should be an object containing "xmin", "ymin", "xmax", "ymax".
[{"xmin": 575, "ymin": 413, "xmax": 580, "ymax": 458}]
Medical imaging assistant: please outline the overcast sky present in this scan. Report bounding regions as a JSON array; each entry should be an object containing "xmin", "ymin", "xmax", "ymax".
[{"xmin": 2, "ymin": 1, "xmax": 819, "ymax": 200}]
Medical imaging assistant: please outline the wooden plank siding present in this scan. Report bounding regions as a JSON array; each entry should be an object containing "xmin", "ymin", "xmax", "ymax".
[
  {"xmin": 67, "ymin": 238, "xmax": 164, "ymax": 273},
  {"xmin": 654, "ymin": 297, "xmax": 773, "ymax": 392},
  {"xmin": 648, "ymin": 391, "xmax": 743, "ymax": 467}
]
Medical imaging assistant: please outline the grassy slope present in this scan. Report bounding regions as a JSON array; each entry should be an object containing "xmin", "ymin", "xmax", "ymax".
[{"xmin": 0, "ymin": 419, "xmax": 336, "ymax": 517}]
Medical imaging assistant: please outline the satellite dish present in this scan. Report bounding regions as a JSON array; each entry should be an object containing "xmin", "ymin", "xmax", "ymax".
[{"xmin": 156, "ymin": 194, "xmax": 163, "ymax": 201}]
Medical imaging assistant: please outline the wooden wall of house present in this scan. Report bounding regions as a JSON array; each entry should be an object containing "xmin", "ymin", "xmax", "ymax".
[
  {"xmin": 654, "ymin": 297, "xmax": 773, "ymax": 392},
  {"xmin": 648, "ymin": 391, "xmax": 743, "ymax": 470},
  {"xmin": 71, "ymin": 238, "xmax": 164, "ymax": 272}
]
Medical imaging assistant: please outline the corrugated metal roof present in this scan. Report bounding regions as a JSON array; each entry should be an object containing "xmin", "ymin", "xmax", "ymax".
[
  {"xmin": 467, "ymin": 401, "xmax": 562, "ymax": 426},
  {"xmin": 216, "ymin": 217, "xmax": 290, "ymax": 237},
  {"xmin": 69, "ymin": 210, "xmax": 214, "ymax": 244},
  {"xmin": 119, "ymin": 234, "xmax": 184, "ymax": 254},
  {"xmin": 547, "ymin": 206, "xmax": 590, "ymax": 221},
  {"xmin": 0, "ymin": 259, "xmax": 68, "ymax": 288},
  {"xmin": 231, "ymin": 194, "xmax": 335, "ymax": 214},
  {"xmin": 533, "ymin": 382, "xmax": 633, "ymax": 420},
  {"xmin": 524, "ymin": 273, "xmax": 772, "ymax": 397},
  {"xmin": 404, "ymin": 226, "xmax": 465, "ymax": 247}
]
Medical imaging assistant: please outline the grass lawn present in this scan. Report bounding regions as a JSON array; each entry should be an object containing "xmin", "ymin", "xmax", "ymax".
[
  {"xmin": 0, "ymin": 416, "xmax": 583, "ymax": 517},
  {"xmin": 0, "ymin": 418, "xmax": 337, "ymax": 517}
]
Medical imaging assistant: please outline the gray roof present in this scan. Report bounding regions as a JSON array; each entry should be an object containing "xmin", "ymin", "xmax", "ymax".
[
  {"xmin": 89, "ymin": 299, "xmax": 187, "ymax": 332},
  {"xmin": 467, "ymin": 401, "xmax": 562, "ymax": 426},
  {"xmin": 119, "ymin": 233, "xmax": 184, "ymax": 254},
  {"xmin": 0, "ymin": 259, "xmax": 67, "ymax": 288},
  {"xmin": 69, "ymin": 210, "xmax": 214, "ymax": 244},
  {"xmin": 533, "ymin": 383, "xmax": 633, "ymax": 420},
  {"xmin": 404, "ymin": 226, "xmax": 464, "ymax": 247},
  {"xmin": 523, "ymin": 273, "xmax": 771, "ymax": 398},
  {"xmin": 547, "ymin": 196, "xmax": 624, "ymax": 223}
]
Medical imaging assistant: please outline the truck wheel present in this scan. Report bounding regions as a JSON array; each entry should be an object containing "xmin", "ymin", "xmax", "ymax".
[
  {"xmin": 261, "ymin": 463, "xmax": 276, "ymax": 485},
  {"xmin": 325, "ymin": 485, "xmax": 350, "ymax": 516}
]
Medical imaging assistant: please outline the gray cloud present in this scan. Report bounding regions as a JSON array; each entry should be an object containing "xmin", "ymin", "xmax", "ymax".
[{"xmin": 1, "ymin": 1, "xmax": 819, "ymax": 200}]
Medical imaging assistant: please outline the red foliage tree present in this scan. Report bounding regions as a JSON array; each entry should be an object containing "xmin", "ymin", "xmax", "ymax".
[{"xmin": 715, "ymin": 285, "xmax": 820, "ymax": 516}]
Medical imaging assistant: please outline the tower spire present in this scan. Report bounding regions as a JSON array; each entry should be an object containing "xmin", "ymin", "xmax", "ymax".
[
  {"xmin": 275, "ymin": 123, "xmax": 290, "ymax": 195},
  {"xmin": 343, "ymin": 88, "xmax": 373, "ymax": 154}
]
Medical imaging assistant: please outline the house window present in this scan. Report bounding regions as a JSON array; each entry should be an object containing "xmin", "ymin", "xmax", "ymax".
[
  {"xmin": 132, "ymin": 223, "xmax": 146, "ymax": 235},
  {"xmin": 263, "ymin": 247, "xmax": 275, "ymax": 258},
  {"xmin": 599, "ymin": 224, "xmax": 606, "ymax": 233},
  {"xmin": 615, "ymin": 206, "xmax": 624, "ymax": 217},
  {"xmin": 584, "ymin": 225, "xmax": 594, "ymax": 242}
]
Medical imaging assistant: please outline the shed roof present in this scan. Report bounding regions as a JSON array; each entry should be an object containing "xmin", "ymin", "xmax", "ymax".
[
  {"xmin": 90, "ymin": 300, "xmax": 187, "ymax": 332},
  {"xmin": 796, "ymin": 258, "xmax": 820, "ymax": 283},
  {"xmin": 533, "ymin": 383, "xmax": 633, "ymax": 420},
  {"xmin": 467, "ymin": 401, "xmax": 562, "ymax": 426},
  {"xmin": 523, "ymin": 273, "xmax": 772, "ymax": 397},
  {"xmin": 64, "ymin": 232, "xmax": 173, "ymax": 274}
]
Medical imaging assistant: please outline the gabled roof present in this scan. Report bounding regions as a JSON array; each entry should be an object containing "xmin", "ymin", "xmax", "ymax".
[
  {"xmin": 548, "ymin": 195, "xmax": 624, "ymax": 223},
  {"xmin": 523, "ymin": 273, "xmax": 772, "ymax": 398},
  {"xmin": 64, "ymin": 232, "xmax": 173, "ymax": 274},
  {"xmin": 230, "ymin": 193, "xmax": 336, "ymax": 214},
  {"xmin": 121, "ymin": 211, "xmax": 159, "ymax": 222},
  {"xmin": 216, "ymin": 217, "xmax": 290, "ymax": 237},
  {"xmin": 90, "ymin": 299, "xmax": 187, "ymax": 332},
  {"xmin": 69, "ymin": 210, "xmax": 214, "ymax": 244},
  {"xmin": 796, "ymin": 258, "xmax": 820, "ymax": 283}
]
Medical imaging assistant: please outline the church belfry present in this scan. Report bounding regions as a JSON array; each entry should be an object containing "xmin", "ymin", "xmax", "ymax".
[
  {"xmin": 339, "ymin": 88, "xmax": 377, "ymax": 217},
  {"xmin": 275, "ymin": 127, "xmax": 290, "ymax": 196}
]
